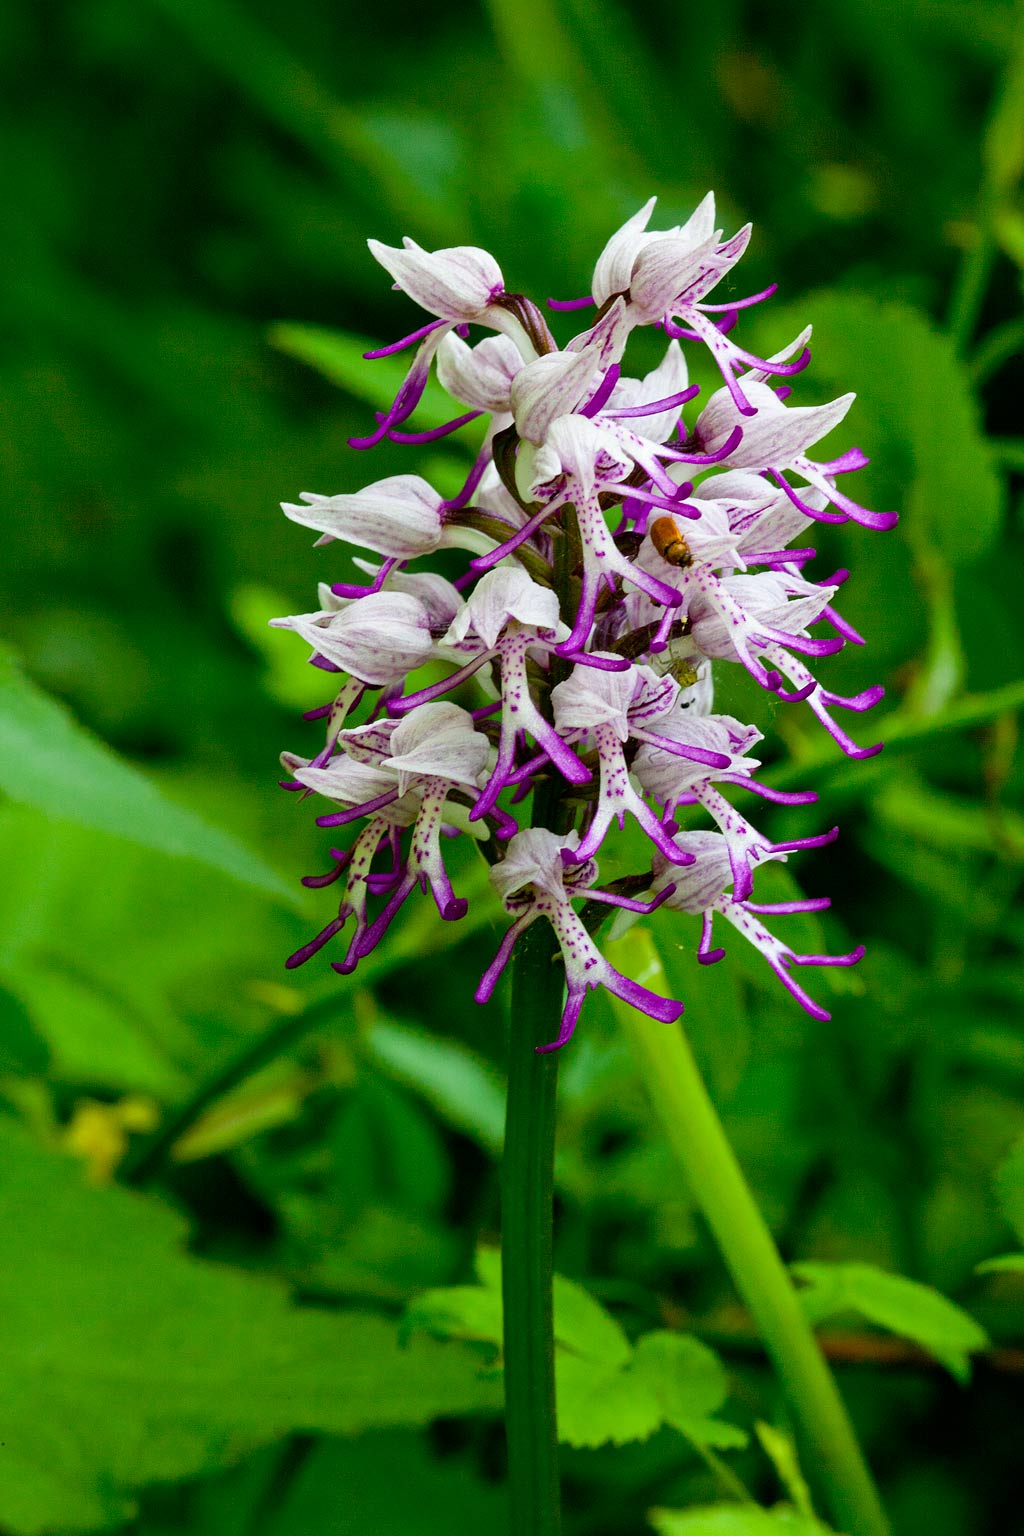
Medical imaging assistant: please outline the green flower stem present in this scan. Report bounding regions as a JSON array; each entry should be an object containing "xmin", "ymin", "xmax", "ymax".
[
  {"xmin": 609, "ymin": 956, "xmax": 890, "ymax": 1536},
  {"xmin": 502, "ymin": 914, "xmax": 563, "ymax": 1536},
  {"xmin": 500, "ymin": 766, "xmax": 564, "ymax": 1536}
]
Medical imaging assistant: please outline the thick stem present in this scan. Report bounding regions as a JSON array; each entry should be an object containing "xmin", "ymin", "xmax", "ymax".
[
  {"xmin": 501, "ymin": 915, "xmax": 562, "ymax": 1536},
  {"xmin": 608, "ymin": 934, "xmax": 890, "ymax": 1536}
]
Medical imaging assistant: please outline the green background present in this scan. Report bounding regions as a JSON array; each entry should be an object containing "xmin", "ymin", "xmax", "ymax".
[{"xmin": 1, "ymin": 1, "xmax": 1023, "ymax": 1532}]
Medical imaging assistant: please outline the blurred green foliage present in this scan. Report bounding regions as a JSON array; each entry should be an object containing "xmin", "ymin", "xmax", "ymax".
[{"xmin": 1, "ymin": 0, "xmax": 1024, "ymax": 1532}]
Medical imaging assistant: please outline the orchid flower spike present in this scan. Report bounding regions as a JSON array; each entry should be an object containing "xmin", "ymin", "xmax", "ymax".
[{"xmin": 276, "ymin": 192, "xmax": 892, "ymax": 1050}]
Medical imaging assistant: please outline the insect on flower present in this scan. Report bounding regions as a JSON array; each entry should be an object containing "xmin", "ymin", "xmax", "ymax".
[{"xmin": 649, "ymin": 516, "xmax": 694, "ymax": 567}]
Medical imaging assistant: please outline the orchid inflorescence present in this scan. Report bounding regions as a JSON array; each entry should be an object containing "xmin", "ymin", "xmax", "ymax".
[{"xmin": 275, "ymin": 194, "xmax": 896, "ymax": 1051}]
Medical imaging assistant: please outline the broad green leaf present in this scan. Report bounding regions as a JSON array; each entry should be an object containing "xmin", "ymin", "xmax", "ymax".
[
  {"xmin": 650, "ymin": 1506, "xmax": 833, "ymax": 1535},
  {"xmin": 792, "ymin": 1261, "xmax": 988, "ymax": 1381},
  {"xmin": 0, "ymin": 1120, "xmax": 500, "ymax": 1535},
  {"xmin": 402, "ymin": 1282, "xmax": 504, "ymax": 1354},
  {"xmin": 0, "ymin": 646, "xmax": 298, "ymax": 905},
  {"xmin": 993, "ymin": 1137, "xmax": 1024, "ymax": 1243},
  {"xmin": 259, "ymin": 1431, "xmax": 506, "ymax": 1536},
  {"xmin": 0, "ymin": 806, "xmax": 306, "ymax": 1095},
  {"xmin": 406, "ymin": 1250, "xmax": 743, "ymax": 1450},
  {"xmin": 268, "ymin": 324, "xmax": 460, "ymax": 434},
  {"xmin": 1, "ymin": 958, "xmax": 185, "ymax": 1096}
]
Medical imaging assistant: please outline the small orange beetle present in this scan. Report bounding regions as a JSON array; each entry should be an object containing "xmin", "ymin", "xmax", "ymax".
[{"xmin": 650, "ymin": 516, "xmax": 693, "ymax": 567}]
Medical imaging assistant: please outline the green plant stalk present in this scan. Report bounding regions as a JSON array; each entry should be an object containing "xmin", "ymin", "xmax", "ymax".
[
  {"xmin": 501, "ymin": 914, "xmax": 563, "ymax": 1536},
  {"xmin": 610, "ymin": 971, "xmax": 890, "ymax": 1536}
]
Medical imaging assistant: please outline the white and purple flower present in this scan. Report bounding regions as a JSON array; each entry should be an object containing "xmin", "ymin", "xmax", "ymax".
[{"xmin": 275, "ymin": 196, "xmax": 894, "ymax": 1047}]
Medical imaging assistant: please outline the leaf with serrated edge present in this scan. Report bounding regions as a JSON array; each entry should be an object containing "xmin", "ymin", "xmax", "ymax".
[
  {"xmin": 0, "ymin": 1122, "xmax": 500, "ymax": 1535},
  {"xmin": 407, "ymin": 1252, "xmax": 742, "ymax": 1450},
  {"xmin": 792, "ymin": 1261, "xmax": 988, "ymax": 1382}
]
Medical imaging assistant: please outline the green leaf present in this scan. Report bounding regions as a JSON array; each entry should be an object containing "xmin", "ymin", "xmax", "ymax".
[
  {"xmin": 0, "ymin": 1119, "xmax": 500, "ymax": 1535},
  {"xmin": 792, "ymin": 1261, "xmax": 989, "ymax": 1382},
  {"xmin": 632, "ymin": 1333, "xmax": 748, "ymax": 1450},
  {"xmin": 268, "ymin": 324, "xmax": 460, "ymax": 434},
  {"xmin": 976, "ymin": 1253, "xmax": 1024, "ymax": 1275},
  {"xmin": 754, "ymin": 1423, "xmax": 816, "ymax": 1519},
  {"xmin": 871, "ymin": 774, "xmax": 1024, "ymax": 861},
  {"xmin": 366, "ymin": 1020, "xmax": 506, "ymax": 1154},
  {"xmin": 993, "ymin": 1137, "xmax": 1024, "ymax": 1243},
  {"xmin": 142, "ymin": 0, "xmax": 457, "ymax": 241},
  {"xmin": 1, "ymin": 958, "xmax": 184, "ymax": 1096},
  {"xmin": 402, "ymin": 1281, "xmax": 505, "ymax": 1355},
  {"xmin": 983, "ymin": 17, "xmax": 1024, "ymax": 194},
  {"xmin": 649, "ymin": 1505, "xmax": 834, "ymax": 1535},
  {"xmin": 259, "ymin": 1431, "xmax": 506, "ymax": 1536},
  {"xmin": 0, "ymin": 646, "xmax": 298, "ymax": 906},
  {"xmin": 0, "ymin": 984, "xmax": 49, "ymax": 1076},
  {"xmin": 405, "ymin": 1251, "xmax": 744, "ymax": 1450}
]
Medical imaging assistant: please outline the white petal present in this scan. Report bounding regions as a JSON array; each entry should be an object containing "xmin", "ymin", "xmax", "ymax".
[
  {"xmin": 697, "ymin": 380, "xmax": 856, "ymax": 470},
  {"xmin": 384, "ymin": 701, "xmax": 490, "ymax": 791},
  {"xmin": 565, "ymin": 296, "xmax": 629, "ymax": 366},
  {"xmin": 551, "ymin": 663, "xmax": 636, "ymax": 737},
  {"xmin": 283, "ymin": 591, "xmax": 433, "ymax": 685},
  {"xmin": 628, "ymin": 230, "xmax": 719, "ymax": 322},
  {"xmin": 444, "ymin": 567, "xmax": 561, "ymax": 649},
  {"xmin": 282, "ymin": 474, "xmax": 445, "ymax": 560},
  {"xmin": 608, "ymin": 339, "xmax": 689, "ymax": 443},
  {"xmin": 367, "ymin": 238, "xmax": 505, "ymax": 321},
  {"xmin": 511, "ymin": 347, "xmax": 603, "ymax": 445},
  {"xmin": 489, "ymin": 827, "xmax": 593, "ymax": 907},
  {"xmin": 436, "ymin": 332, "xmax": 523, "ymax": 412},
  {"xmin": 653, "ymin": 831, "xmax": 733, "ymax": 912},
  {"xmin": 677, "ymin": 190, "xmax": 717, "ymax": 246},
  {"xmin": 537, "ymin": 414, "xmax": 631, "ymax": 499},
  {"xmin": 592, "ymin": 196, "xmax": 658, "ymax": 305},
  {"xmin": 289, "ymin": 755, "xmax": 397, "ymax": 806}
]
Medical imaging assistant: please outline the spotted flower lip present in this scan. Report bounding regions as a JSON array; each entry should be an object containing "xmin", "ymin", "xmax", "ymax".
[
  {"xmin": 652, "ymin": 831, "xmax": 864, "ymax": 1022},
  {"xmin": 478, "ymin": 828, "xmax": 683, "ymax": 1052},
  {"xmin": 277, "ymin": 191, "xmax": 888, "ymax": 1050}
]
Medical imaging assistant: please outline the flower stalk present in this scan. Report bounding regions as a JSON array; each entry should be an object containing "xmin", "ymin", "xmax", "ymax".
[{"xmin": 502, "ymin": 890, "xmax": 563, "ymax": 1536}]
